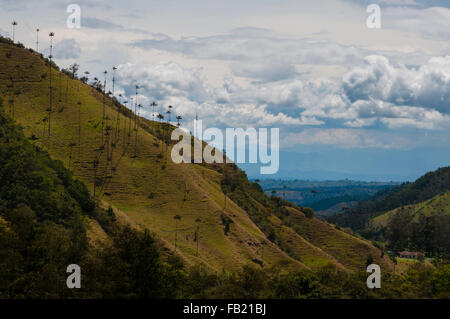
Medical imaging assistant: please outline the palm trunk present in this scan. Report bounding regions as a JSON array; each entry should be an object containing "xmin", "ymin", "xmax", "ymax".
[
  {"xmin": 196, "ymin": 225, "xmax": 200, "ymax": 256},
  {"xmin": 174, "ymin": 220, "xmax": 178, "ymax": 252},
  {"xmin": 101, "ymin": 78, "xmax": 106, "ymax": 147},
  {"xmin": 48, "ymin": 58, "xmax": 52, "ymax": 149}
]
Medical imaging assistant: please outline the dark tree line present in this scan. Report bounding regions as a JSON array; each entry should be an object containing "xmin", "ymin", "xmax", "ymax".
[{"xmin": 386, "ymin": 208, "xmax": 450, "ymax": 258}]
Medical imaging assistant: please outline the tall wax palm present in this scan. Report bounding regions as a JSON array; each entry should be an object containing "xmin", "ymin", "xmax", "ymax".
[
  {"xmin": 151, "ymin": 101, "xmax": 157, "ymax": 132},
  {"xmin": 47, "ymin": 32, "xmax": 55, "ymax": 149},
  {"xmin": 68, "ymin": 142, "xmax": 76, "ymax": 171},
  {"xmin": 41, "ymin": 117, "xmax": 48, "ymax": 139},
  {"xmin": 59, "ymin": 71, "xmax": 63, "ymax": 102},
  {"xmin": 123, "ymin": 100, "xmax": 129, "ymax": 146},
  {"xmin": 77, "ymin": 101, "xmax": 82, "ymax": 161},
  {"xmin": 195, "ymin": 218, "xmax": 201, "ymax": 256},
  {"xmin": 111, "ymin": 67, "xmax": 120, "ymax": 143},
  {"xmin": 105, "ymin": 124, "xmax": 112, "ymax": 164},
  {"xmin": 36, "ymin": 28, "xmax": 40, "ymax": 52},
  {"xmin": 133, "ymin": 85, "xmax": 139, "ymax": 130},
  {"xmin": 115, "ymin": 93, "xmax": 122, "ymax": 144},
  {"xmin": 101, "ymin": 70, "xmax": 107, "ymax": 147},
  {"xmin": 167, "ymin": 105, "xmax": 173, "ymax": 123},
  {"xmin": 137, "ymin": 104, "xmax": 143, "ymax": 122},
  {"xmin": 112, "ymin": 67, "xmax": 117, "ymax": 94},
  {"xmin": 64, "ymin": 70, "xmax": 72, "ymax": 109},
  {"xmin": 105, "ymin": 67, "xmax": 117, "ymax": 175},
  {"xmin": 8, "ymin": 99, "xmax": 14, "ymax": 119},
  {"xmin": 11, "ymin": 21, "xmax": 17, "ymax": 43},
  {"xmin": 128, "ymin": 97, "xmax": 134, "ymax": 140},
  {"xmin": 164, "ymin": 109, "xmax": 171, "ymax": 151},
  {"xmin": 134, "ymin": 103, "xmax": 143, "ymax": 157},
  {"xmin": 157, "ymin": 113, "xmax": 165, "ymax": 153},
  {"xmin": 173, "ymin": 215, "xmax": 182, "ymax": 252},
  {"xmin": 176, "ymin": 115, "xmax": 182, "ymax": 127},
  {"xmin": 93, "ymin": 159, "xmax": 99, "ymax": 197}
]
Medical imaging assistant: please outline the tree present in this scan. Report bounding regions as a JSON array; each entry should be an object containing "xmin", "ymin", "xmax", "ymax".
[
  {"xmin": 176, "ymin": 115, "xmax": 182, "ymax": 127},
  {"xmin": 151, "ymin": 101, "xmax": 158, "ymax": 132},
  {"xmin": 111, "ymin": 67, "xmax": 117, "ymax": 94},
  {"xmin": 133, "ymin": 85, "xmax": 139, "ymax": 131},
  {"xmin": 36, "ymin": 28, "xmax": 40, "ymax": 52},
  {"xmin": 101, "ymin": 70, "xmax": 107, "ymax": 147},
  {"xmin": 134, "ymin": 104, "xmax": 143, "ymax": 158},
  {"xmin": 122, "ymin": 100, "xmax": 129, "ymax": 146},
  {"xmin": 157, "ymin": 113, "xmax": 165, "ymax": 153},
  {"xmin": 195, "ymin": 218, "xmax": 201, "ymax": 256},
  {"xmin": 387, "ymin": 208, "xmax": 414, "ymax": 251},
  {"xmin": 47, "ymin": 32, "xmax": 55, "ymax": 150},
  {"xmin": 128, "ymin": 97, "xmax": 134, "ymax": 141},
  {"xmin": 111, "ymin": 67, "xmax": 119, "ymax": 144},
  {"xmin": 68, "ymin": 142, "xmax": 77, "ymax": 170},
  {"xmin": 93, "ymin": 159, "xmax": 99, "ymax": 197},
  {"xmin": 173, "ymin": 215, "xmax": 182, "ymax": 252},
  {"xmin": 167, "ymin": 105, "xmax": 173, "ymax": 123},
  {"xmin": 41, "ymin": 116, "xmax": 48, "ymax": 139},
  {"xmin": 391, "ymin": 255, "xmax": 397, "ymax": 274},
  {"xmin": 105, "ymin": 124, "xmax": 112, "ymax": 175},
  {"xmin": 115, "ymin": 93, "xmax": 122, "ymax": 145},
  {"xmin": 77, "ymin": 101, "xmax": 82, "ymax": 161},
  {"xmin": 92, "ymin": 76, "xmax": 100, "ymax": 89},
  {"xmin": 58, "ymin": 71, "xmax": 63, "ymax": 102},
  {"xmin": 69, "ymin": 63, "xmax": 79, "ymax": 79},
  {"xmin": 8, "ymin": 99, "xmax": 14, "ymax": 118},
  {"xmin": 417, "ymin": 253, "xmax": 425, "ymax": 263},
  {"xmin": 221, "ymin": 214, "xmax": 233, "ymax": 236},
  {"xmin": 302, "ymin": 207, "xmax": 314, "ymax": 219},
  {"xmin": 11, "ymin": 21, "xmax": 17, "ymax": 43}
]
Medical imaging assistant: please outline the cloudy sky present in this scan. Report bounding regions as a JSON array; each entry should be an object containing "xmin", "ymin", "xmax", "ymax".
[{"xmin": 1, "ymin": 0, "xmax": 450, "ymax": 180}]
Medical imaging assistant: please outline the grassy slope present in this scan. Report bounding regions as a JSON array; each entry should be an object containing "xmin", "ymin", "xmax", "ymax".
[
  {"xmin": 370, "ymin": 191, "xmax": 450, "ymax": 229},
  {"xmin": 0, "ymin": 40, "xmax": 392, "ymax": 272},
  {"xmin": 284, "ymin": 207, "xmax": 393, "ymax": 271}
]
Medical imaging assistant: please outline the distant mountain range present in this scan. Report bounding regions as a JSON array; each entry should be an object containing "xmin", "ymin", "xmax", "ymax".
[{"xmin": 257, "ymin": 179, "xmax": 399, "ymax": 217}]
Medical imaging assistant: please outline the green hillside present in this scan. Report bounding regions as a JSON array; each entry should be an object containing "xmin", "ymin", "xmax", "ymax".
[
  {"xmin": 329, "ymin": 166, "xmax": 450, "ymax": 231},
  {"xmin": 370, "ymin": 191, "xmax": 450, "ymax": 229},
  {"xmin": 0, "ymin": 36, "xmax": 393, "ymax": 273},
  {"xmin": 0, "ymin": 103, "xmax": 187, "ymax": 298},
  {"xmin": 365, "ymin": 191, "xmax": 450, "ymax": 257}
]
